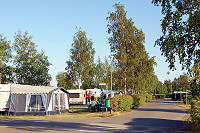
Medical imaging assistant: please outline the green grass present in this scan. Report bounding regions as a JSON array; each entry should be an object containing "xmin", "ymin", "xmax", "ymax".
[
  {"xmin": 0, "ymin": 105, "xmax": 119, "ymax": 120},
  {"xmin": 173, "ymin": 100, "xmax": 190, "ymax": 109}
]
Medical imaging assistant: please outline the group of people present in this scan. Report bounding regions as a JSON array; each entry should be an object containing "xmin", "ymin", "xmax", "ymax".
[{"xmin": 86, "ymin": 92, "xmax": 106, "ymax": 104}]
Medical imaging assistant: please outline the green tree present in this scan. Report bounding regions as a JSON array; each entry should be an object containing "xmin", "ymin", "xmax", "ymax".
[
  {"xmin": 0, "ymin": 34, "xmax": 13, "ymax": 83},
  {"xmin": 189, "ymin": 61, "xmax": 200, "ymax": 96},
  {"xmin": 13, "ymin": 30, "xmax": 51, "ymax": 86},
  {"xmin": 172, "ymin": 77, "xmax": 179, "ymax": 91},
  {"xmin": 94, "ymin": 56, "xmax": 105, "ymax": 86},
  {"xmin": 178, "ymin": 73, "xmax": 189, "ymax": 91},
  {"xmin": 66, "ymin": 27, "xmax": 95, "ymax": 89},
  {"xmin": 164, "ymin": 79, "xmax": 173, "ymax": 94},
  {"xmin": 107, "ymin": 3, "xmax": 156, "ymax": 94},
  {"xmin": 152, "ymin": 0, "xmax": 200, "ymax": 70},
  {"xmin": 32, "ymin": 51, "xmax": 52, "ymax": 86},
  {"xmin": 56, "ymin": 72, "xmax": 73, "ymax": 89}
]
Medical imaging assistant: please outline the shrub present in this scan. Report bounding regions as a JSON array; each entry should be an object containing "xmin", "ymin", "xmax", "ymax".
[
  {"xmin": 138, "ymin": 94, "xmax": 146, "ymax": 106},
  {"xmin": 190, "ymin": 97, "xmax": 200, "ymax": 132},
  {"xmin": 132, "ymin": 95, "xmax": 140, "ymax": 109},
  {"xmin": 132, "ymin": 94, "xmax": 153, "ymax": 109},
  {"xmin": 155, "ymin": 94, "xmax": 166, "ymax": 99},
  {"xmin": 111, "ymin": 95, "xmax": 133, "ymax": 112},
  {"xmin": 144, "ymin": 94, "xmax": 153, "ymax": 102}
]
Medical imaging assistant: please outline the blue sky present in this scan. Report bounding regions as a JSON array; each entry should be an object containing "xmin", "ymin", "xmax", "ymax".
[{"xmin": 0, "ymin": 0, "xmax": 185, "ymax": 86}]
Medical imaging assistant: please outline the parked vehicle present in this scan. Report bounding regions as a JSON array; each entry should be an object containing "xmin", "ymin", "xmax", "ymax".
[
  {"xmin": 68, "ymin": 89, "xmax": 86, "ymax": 104},
  {"xmin": 0, "ymin": 84, "xmax": 70, "ymax": 115},
  {"xmin": 0, "ymin": 84, "xmax": 10, "ymax": 112},
  {"xmin": 86, "ymin": 88, "xmax": 104, "ymax": 97}
]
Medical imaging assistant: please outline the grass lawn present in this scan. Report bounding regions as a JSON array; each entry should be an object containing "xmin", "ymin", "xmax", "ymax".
[
  {"xmin": 0, "ymin": 104, "xmax": 120, "ymax": 120},
  {"xmin": 173, "ymin": 100, "xmax": 190, "ymax": 109}
]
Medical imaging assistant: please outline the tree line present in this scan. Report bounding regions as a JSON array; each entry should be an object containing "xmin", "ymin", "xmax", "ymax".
[
  {"xmin": 0, "ymin": 30, "xmax": 51, "ymax": 86},
  {"xmin": 57, "ymin": 3, "xmax": 159, "ymax": 94},
  {"xmin": 1, "ymin": 1, "xmax": 199, "ymax": 97}
]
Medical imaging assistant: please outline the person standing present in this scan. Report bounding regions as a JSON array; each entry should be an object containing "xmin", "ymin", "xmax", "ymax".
[
  {"xmin": 86, "ymin": 94, "xmax": 90, "ymax": 104},
  {"xmin": 94, "ymin": 92, "xmax": 98, "ymax": 101}
]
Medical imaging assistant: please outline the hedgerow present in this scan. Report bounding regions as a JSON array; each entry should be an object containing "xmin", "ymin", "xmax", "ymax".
[
  {"xmin": 155, "ymin": 94, "xmax": 166, "ymax": 99},
  {"xmin": 111, "ymin": 94, "xmax": 153, "ymax": 112},
  {"xmin": 111, "ymin": 95, "xmax": 133, "ymax": 112},
  {"xmin": 190, "ymin": 97, "xmax": 200, "ymax": 132}
]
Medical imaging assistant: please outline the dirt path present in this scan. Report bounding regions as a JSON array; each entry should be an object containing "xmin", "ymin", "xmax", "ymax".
[{"xmin": 0, "ymin": 98, "xmax": 191, "ymax": 133}]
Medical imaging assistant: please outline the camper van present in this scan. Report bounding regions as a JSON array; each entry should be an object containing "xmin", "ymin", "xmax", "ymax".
[
  {"xmin": 0, "ymin": 84, "xmax": 10, "ymax": 112},
  {"xmin": 68, "ymin": 89, "xmax": 86, "ymax": 104}
]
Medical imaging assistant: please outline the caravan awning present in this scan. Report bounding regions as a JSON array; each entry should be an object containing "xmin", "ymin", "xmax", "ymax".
[{"xmin": 11, "ymin": 84, "xmax": 60, "ymax": 94}]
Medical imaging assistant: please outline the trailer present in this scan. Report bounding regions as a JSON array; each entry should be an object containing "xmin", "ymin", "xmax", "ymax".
[
  {"xmin": 67, "ymin": 89, "xmax": 86, "ymax": 104},
  {"xmin": 0, "ymin": 84, "xmax": 70, "ymax": 115},
  {"xmin": 0, "ymin": 84, "xmax": 10, "ymax": 112}
]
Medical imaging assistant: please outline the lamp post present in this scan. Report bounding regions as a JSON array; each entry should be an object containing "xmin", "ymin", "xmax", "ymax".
[
  {"xmin": 110, "ymin": 55, "xmax": 114, "ymax": 97},
  {"xmin": 0, "ymin": 73, "xmax": 1, "ymax": 84}
]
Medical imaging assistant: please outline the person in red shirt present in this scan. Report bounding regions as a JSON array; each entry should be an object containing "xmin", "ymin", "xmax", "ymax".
[{"xmin": 86, "ymin": 94, "xmax": 90, "ymax": 104}]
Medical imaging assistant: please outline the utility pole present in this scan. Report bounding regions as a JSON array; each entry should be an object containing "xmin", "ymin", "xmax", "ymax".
[
  {"xmin": 0, "ymin": 73, "xmax": 1, "ymax": 84},
  {"xmin": 110, "ymin": 55, "xmax": 114, "ymax": 97}
]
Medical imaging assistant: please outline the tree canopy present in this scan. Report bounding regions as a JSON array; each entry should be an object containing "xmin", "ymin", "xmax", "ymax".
[
  {"xmin": 107, "ymin": 3, "xmax": 157, "ymax": 94},
  {"xmin": 0, "ymin": 30, "xmax": 52, "ymax": 86},
  {"xmin": 152, "ymin": 0, "xmax": 200, "ymax": 70},
  {"xmin": 66, "ymin": 27, "xmax": 95, "ymax": 89},
  {"xmin": 0, "ymin": 34, "xmax": 13, "ymax": 83}
]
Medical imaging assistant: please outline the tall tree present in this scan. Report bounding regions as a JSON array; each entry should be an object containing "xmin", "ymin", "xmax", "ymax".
[
  {"xmin": 13, "ymin": 30, "xmax": 51, "ymax": 86},
  {"xmin": 66, "ymin": 27, "xmax": 95, "ymax": 89},
  {"xmin": 107, "ymin": 3, "xmax": 156, "ymax": 94},
  {"xmin": 164, "ymin": 79, "xmax": 173, "ymax": 94},
  {"xmin": 178, "ymin": 73, "xmax": 189, "ymax": 91},
  {"xmin": 94, "ymin": 56, "xmax": 105, "ymax": 86},
  {"xmin": 0, "ymin": 34, "xmax": 13, "ymax": 83},
  {"xmin": 152, "ymin": 0, "xmax": 200, "ymax": 70}
]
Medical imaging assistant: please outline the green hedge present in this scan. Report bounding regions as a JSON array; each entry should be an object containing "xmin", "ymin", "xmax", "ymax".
[
  {"xmin": 144, "ymin": 94, "xmax": 153, "ymax": 102},
  {"xmin": 132, "ymin": 94, "xmax": 153, "ymax": 109},
  {"xmin": 111, "ymin": 95, "xmax": 133, "ymax": 112},
  {"xmin": 110, "ymin": 94, "xmax": 153, "ymax": 112},
  {"xmin": 132, "ymin": 95, "xmax": 140, "ymax": 109},
  {"xmin": 190, "ymin": 97, "xmax": 200, "ymax": 132},
  {"xmin": 155, "ymin": 94, "xmax": 166, "ymax": 99}
]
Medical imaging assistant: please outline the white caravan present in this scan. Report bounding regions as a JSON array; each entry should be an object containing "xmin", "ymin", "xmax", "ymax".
[
  {"xmin": 86, "ymin": 88, "xmax": 104, "ymax": 97},
  {"xmin": 68, "ymin": 89, "xmax": 86, "ymax": 104},
  {"xmin": 0, "ymin": 84, "xmax": 10, "ymax": 112},
  {"xmin": 0, "ymin": 84, "xmax": 70, "ymax": 115}
]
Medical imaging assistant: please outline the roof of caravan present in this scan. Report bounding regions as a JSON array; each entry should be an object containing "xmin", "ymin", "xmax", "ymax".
[{"xmin": 11, "ymin": 84, "xmax": 60, "ymax": 94}]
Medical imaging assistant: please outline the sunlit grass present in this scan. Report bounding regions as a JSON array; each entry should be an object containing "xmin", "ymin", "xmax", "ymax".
[
  {"xmin": 0, "ymin": 104, "xmax": 121, "ymax": 120},
  {"xmin": 173, "ymin": 100, "xmax": 191, "ymax": 109},
  {"xmin": 0, "ymin": 112, "xmax": 119, "ymax": 120}
]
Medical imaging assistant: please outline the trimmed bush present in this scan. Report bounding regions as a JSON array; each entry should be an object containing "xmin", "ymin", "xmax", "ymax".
[
  {"xmin": 155, "ymin": 94, "xmax": 166, "ymax": 99},
  {"xmin": 111, "ymin": 95, "xmax": 133, "ymax": 112},
  {"xmin": 144, "ymin": 94, "xmax": 153, "ymax": 102},
  {"xmin": 132, "ymin": 95, "xmax": 140, "ymax": 109},
  {"xmin": 138, "ymin": 94, "xmax": 146, "ymax": 106},
  {"xmin": 132, "ymin": 94, "xmax": 153, "ymax": 109},
  {"xmin": 190, "ymin": 97, "xmax": 200, "ymax": 132}
]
